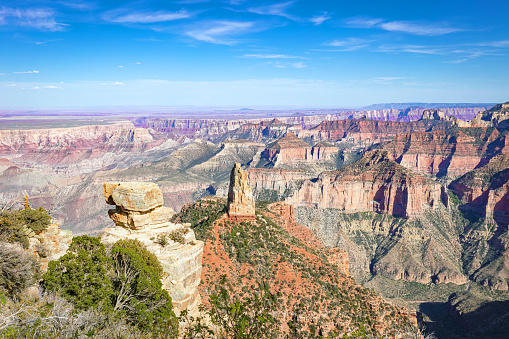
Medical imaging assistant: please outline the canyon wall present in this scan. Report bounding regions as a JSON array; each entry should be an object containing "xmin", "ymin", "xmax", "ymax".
[{"xmin": 287, "ymin": 150, "xmax": 446, "ymax": 218}]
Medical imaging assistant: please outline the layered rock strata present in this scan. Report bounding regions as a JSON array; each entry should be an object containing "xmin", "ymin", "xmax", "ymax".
[
  {"xmin": 227, "ymin": 163, "xmax": 256, "ymax": 220},
  {"xmin": 248, "ymin": 168, "xmax": 314, "ymax": 201},
  {"xmin": 383, "ymin": 104, "xmax": 509, "ymax": 178},
  {"xmin": 0, "ymin": 121, "xmax": 161, "ymax": 176},
  {"xmin": 263, "ymin": 133, "xmax": 340, "ymax": 166},
  {"xmin": 287, "ymin": 150, "xmax": 446, "ymax": 218},
  {"xmin": 101, "ymin": 182, "xmax": 204, "ymax": 315}
]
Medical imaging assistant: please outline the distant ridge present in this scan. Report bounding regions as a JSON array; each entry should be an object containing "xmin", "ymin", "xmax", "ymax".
[{"xmin": 362, "ymin": 103, "xmax": 497, "ymax": 110}]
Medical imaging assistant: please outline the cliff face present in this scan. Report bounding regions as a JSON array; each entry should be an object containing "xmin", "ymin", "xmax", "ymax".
[
  {"xmin": 287, "ymin": 150, "xmax": 446, "ymax": 218},
  {"xmin": 383, "ymin": 105, "xmax": 509, "ymax": 178},
  {"xmin": 383, "ymin": 128, "xmax": 507, "ymax": 178},
  {"xmin": 0, "ymin": 121, "xmax": 163, "ymax": 177},
  {"xmin": 449, "ymin": 153, "xmax": 509, "ymax": 290},
  {"xmin": 101, "ymin": 182, "xmax": 204, "ymax": 315},
  {"xmin": 248, "ymin": 168, "xmax": 314, "ymax": 201},
  {"xmin": 133, "ymin": 106, "xmax": 488, "ymax": 141},
  {"xmin": 287, "ymin": 150, "xmax": 467, "ymax": 285}
]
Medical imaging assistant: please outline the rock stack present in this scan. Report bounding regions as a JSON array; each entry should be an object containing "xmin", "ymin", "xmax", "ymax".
[
  {"xmin": 101, "ymin": 182, "xmax": 204, "ymax": 316},
  {"xmin": 227, "ymin": 163, "xmax": 256, "ymax": 221}
]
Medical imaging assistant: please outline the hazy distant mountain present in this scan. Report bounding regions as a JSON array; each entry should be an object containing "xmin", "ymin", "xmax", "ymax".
[{"xmin": 362, "ymin": 103, "xmax": 496, "ymax": 110}]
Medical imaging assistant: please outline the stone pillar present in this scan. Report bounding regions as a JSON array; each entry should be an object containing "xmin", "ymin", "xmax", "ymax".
[{"xmin": 227, "ymin": 163, "xmax": 256, "ymax": 221}]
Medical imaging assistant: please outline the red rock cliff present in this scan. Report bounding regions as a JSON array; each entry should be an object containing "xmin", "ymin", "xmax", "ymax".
[{"xmin": 287, "ymin": 150, "xmax": 446, "ymax": 218}]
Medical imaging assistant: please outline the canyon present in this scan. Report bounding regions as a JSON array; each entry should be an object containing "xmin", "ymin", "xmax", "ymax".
[{"xmin": 1, "ymin": 103, "xmax": 508, "ymax": 337}]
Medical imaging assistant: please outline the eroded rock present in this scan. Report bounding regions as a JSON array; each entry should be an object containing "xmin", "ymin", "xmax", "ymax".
[
  {"xmin": 227, "ymin": 163, "xmax": 255, "ymax": 219},
  {"xmin": 102, "ymin": 182, "xmax": 203, "ymax": 316}
]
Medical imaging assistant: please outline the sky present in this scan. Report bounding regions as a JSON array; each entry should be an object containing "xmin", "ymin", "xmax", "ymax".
[{"xmin": 1, "ymin": 0, "xmax": 508, "ymax": 109}]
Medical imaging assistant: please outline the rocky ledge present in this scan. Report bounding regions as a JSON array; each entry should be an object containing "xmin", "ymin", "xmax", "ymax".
[{"xmin": 101, "ymin": 182, "xmax": 204, "ymax": 315}]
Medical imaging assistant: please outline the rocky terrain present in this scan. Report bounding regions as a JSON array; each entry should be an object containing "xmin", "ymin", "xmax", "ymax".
[
  {"xmin": 101, "ymin": 181, "xmax": 204, "ymax": 315},
  {"xmin": 2, "ymin": 102, "xmax": 509, "ymax": 338}
]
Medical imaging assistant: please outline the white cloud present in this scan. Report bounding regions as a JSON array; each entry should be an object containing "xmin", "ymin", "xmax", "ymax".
[
  {"xmin": 247, "ymin": 1, "xmax": 297, "ymax": 20},
  {"xmin": 379, "ymin": 21, "xmax": 462, "ymax": 36},
  {"xmin": 344, "ymin": 17, "xmax": 461, "ymax": 36},
  {"xmin": 13, "ymin": 70, "xmax": 40, "ymax": 74},
  {"xmin": 322, "ymin": 38, "xmax": 372, "ymax": 51},
  {"xmin": 268, "ymin": 61, "xmax": 307, "ymax": 68},
  {"xmin": 475, "ymin": 40, "xmax": 509, "ymax": 48},
  {"xmin": 117, "ymin": 65, "xmax": 124, "ymax": 68},
  {"xmin": 310, "ymin": 12, "xmax": 331, "ymax": 25},
  {"xmin": 186, "ymin": 21, "xmax": 256, "ymax": 45},
  {"xmin": 344, "ymin": 17, "xmax": 383, "ymax": 28},
  {"xmin": 5, "ymin": 84, "xmax": 16, "ymax": 87},
  {"xmin": 43, "ymin": 85, "xmax": 62, "ymax": 89},
  {"xmin": 36, "ymin": 38, "xmax": 62, "ymax": 45},
  {"xmin": 100, "ymin": 82, "xmax": 125, "ymax": 86},
  {"xmin": 106, "ymin": 9, "xmax": 193, "ymax": 24},
  {"xmin": 242, "ymin": 54, "xmax": 304, "ymax": 59},
  {"xmin": 0, "ymin": 7, "xmax": 67, "ymax": 31}
]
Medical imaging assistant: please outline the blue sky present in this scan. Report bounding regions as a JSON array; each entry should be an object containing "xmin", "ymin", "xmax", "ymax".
[{"xmin": 1, "ymin": 0, "xmax": 508, "ymax": 109}]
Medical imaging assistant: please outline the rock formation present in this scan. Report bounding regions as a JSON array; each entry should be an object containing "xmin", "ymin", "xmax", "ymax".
[
  {"xmin": 288, "ymin": 150, "xmax": 467, "ymax": 285},
  {"xmin": 287, "ymin": 150, "xmax": 447, "ymax": 218},
  {"xmin": 248, "ymin": 168, "xmax": 314, "ymax": 201},
  {"xmin": 0, "ymin": 121, "xmax": 161, "ymax": 177},
  {"xmin": 28, "ymin": 222, "xmax": 72, "ymax": 272},
  {"xmin": 101, "ymin": 182, "xmax": 204, "ymax": 315},
  {"xmin": 227, "ymin": 163, "xmax": 256, "ymax": 220}
]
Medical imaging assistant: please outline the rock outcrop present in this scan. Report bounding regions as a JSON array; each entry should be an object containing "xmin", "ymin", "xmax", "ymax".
[
  {"xmin": 227, "ymin": 163, "xmax": 256, "ymax": 220},
  {"xmin": 101, "ymin": 182, "xmax": 204, "ymax": 315},
  {"xmin": 287, "ymin": 150, "xmax": 446, "ymax": 218},
  {"xmin": 28, "ymin": 222, "xmax": 72, "ymax": 272}
]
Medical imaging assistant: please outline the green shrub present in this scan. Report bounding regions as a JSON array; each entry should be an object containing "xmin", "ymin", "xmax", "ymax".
[
  {"xmin": 0, "ymin": 213, "xmax": 30, "ymax": 249},
  {"xmin": 0, "ymin": 242, "xmax": 41, "ymax": 297},
  {"xmin": 13, "ymin": 207, "xmax": 51, "ymax": 233},
  {"xmin": 42, "ymin": 235, "xmax": 114, "ymax": 311},
  {"xmin": 111, "ymin": 239, "xmax": 178, "ymax": 335}
]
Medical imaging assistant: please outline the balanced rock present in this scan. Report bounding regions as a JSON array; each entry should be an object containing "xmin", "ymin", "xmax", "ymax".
[
  {"xmin": 227, "ymin": 163, "xmax": 255, "ymax": 219},
  {"xmin": 102, "ymin": 182, "xmax": 203, "ymax": 316},
  {"xmin": 105, "ymin": 182, "xmax": 163, "ymax": 212}
]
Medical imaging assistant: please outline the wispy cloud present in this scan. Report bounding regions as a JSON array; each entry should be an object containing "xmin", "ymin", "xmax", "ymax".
[
  {"xmin": 0, "ymin": 7, "xmax": 67, "ymax": 31},
  {"xmin": 310, "ymin": 12, "xmax": 331, "ymax": 25},
  {"xmin": 101, "ymin": 81, "xmax": 124, "ymax": 86},
  {"xmin": 105, "ymin": 9, "xmax": 193, "ymax": 24},
  {"xmin": 242, "ymin": 54, "xmax": 305, "ymax": 59},
  {"xmin": 322, "ymin": 37, "xmax": 372, "ymax": 51},
  {"xmin": 117, "ymin": 65, "xmax": 124, "ymax": 68},
  {"xmin": 371, "ymin": 76, "xmax": 410, "ymax": 84},
  {"xmin": 57, "ymin": 1, "xmax": 98, "ymax": 11},
  {"xmin": 36, "ymin": 38, "xmax": 63, "ymax": 45},
  {"xmin": 186, "ymin": 21, "xmax": 256, "ymax": 44},
  {"xmin": 247, "ymin": 1, "xmax": 297, "ymax": 20},
  {"xmin": 13, "ymin": 70, "xmax": 40, "ymax": 74},
  {"xmin": 443, "ymin": 52, "xmax": 485, "ymax": 64},
  {"xmin": 43, "ymin": 85, "xmax": 62, "ymax": 89},
  {"xmin": 475, "ymin": 40, "xmax": 509, "ymax": 48},
  {"xmin": 268, "ymin": 61, "xmax": 307, "ymax": 68},
  {"xmin": 379, "ymin": 21, "xmax": 462, "ymax": 36},
  {"xmin": 344, "ymin": 17, "xmax": 383, "ymax": 28},
  {"xmin": 345, "ymin": 16, "xmax": 462, "ymax": 36}
]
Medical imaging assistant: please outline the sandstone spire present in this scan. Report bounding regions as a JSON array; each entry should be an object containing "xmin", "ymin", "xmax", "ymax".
[{"xmin": 227, "ymin": 162, "xmax": 256, "ymax": 219}]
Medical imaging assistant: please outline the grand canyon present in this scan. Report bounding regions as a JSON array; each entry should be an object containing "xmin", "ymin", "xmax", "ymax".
[{"xmin": 1, "ymin": 102, "xmax": 509, "ymax": 337}]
